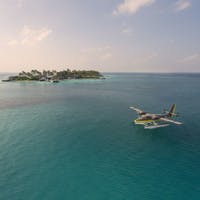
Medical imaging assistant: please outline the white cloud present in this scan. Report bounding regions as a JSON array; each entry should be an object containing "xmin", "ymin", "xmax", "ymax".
[
  {"xmin": 113, "ymin": 0, "xmax": 155, "ymax": 16},
  {"xmin": 8, "ymin": 40, "xmax": 19, "ymax": 46},
  {"xmin": 146, "ymin": 52, "xmax": 158, "ymax": 60},
  {"xmin": 132, "ymin": 52, "xmax": 158, "ymax": 64},
  {"xmin": 175, "ymin": 0, "xmax": 191, "ymax": 12},
  {"xmin": 8, "ymin": 26, "xmax": 52, "ymax": 46},
  {"xmin": 81, "ymin": 46, "xmax": 112, "ymax": 61},
  {"xmin": 17, "ymin": 0, "xmax": 24, "ymax": 8},
  {"xmin": 82, "ymin": 46, "xmax": 111, "ymax": 53},
  {"xmin": 179, "ymin": 54, "xmax": 200, "ymax": 63},
  {"xmin": 102, "ymin": 52, "xmax": 112, "ymax": 60},
  {"xmin": 121, "ymin": 27, "xmax": 133, "ymax": 36},
  {"xmin": 169, "ymin": 39, "xmax": 175, "ymax": 45}
]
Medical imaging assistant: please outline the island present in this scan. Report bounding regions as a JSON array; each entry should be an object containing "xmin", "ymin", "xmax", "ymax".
[{"xmin": 3, "ymin": 69, "xmax": 105, "ymax": 82}]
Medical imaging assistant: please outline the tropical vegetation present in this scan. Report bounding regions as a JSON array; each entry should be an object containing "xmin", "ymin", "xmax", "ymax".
[{"xmin": 6, "ymin": 69, "xmax": 104, "ymax": 81}]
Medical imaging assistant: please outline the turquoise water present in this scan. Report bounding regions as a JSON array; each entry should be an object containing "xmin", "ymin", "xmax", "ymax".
[{"xmin": 0, "ymin": 73, "xmax": 200, "ymax": 199}]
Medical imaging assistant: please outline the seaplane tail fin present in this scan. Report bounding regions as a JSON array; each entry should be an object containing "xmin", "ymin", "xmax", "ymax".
[{"xmin": 168, "ymin": 104, "xmax": 176, "ymax": 117}]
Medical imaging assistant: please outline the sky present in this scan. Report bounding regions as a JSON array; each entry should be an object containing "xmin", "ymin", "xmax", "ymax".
[{"xmin": 0, "ymin": 0, "xmax": 199, "ymax": 72}]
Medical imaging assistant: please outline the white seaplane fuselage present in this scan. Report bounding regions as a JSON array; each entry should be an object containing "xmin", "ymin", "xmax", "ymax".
[{"xmin": 134, "ymin": 113, "xmax": 164, "ymax": 125}]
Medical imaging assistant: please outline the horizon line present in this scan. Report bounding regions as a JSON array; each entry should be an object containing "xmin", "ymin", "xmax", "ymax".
[{"xmin": 1, "ymin": 71, "xmax": 200, "ymax": 74}]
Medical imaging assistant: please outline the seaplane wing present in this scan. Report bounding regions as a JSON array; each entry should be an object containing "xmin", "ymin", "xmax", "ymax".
[
  {"xmin": 160, "ymin": 117, "xmax": 182, "ymax": 125},
  {"xmin": 129, "ymin": 107, "xmax": 146, "ymax": 115}
]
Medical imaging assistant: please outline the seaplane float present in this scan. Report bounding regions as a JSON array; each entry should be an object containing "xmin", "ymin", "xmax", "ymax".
[{"xmin": 130, "ymin": 104, "xmax": 183, "ymax": 129}]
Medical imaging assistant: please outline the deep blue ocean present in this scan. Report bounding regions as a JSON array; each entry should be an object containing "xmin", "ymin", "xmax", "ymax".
[{"xmin": 0, "ymin": 73, "xmax": 200, "ymax": 199}]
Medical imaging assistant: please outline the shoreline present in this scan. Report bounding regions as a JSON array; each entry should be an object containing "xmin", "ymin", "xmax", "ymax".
[{"xmin": 2, "ymin": 69, "xmax": 105, "ymax": 82}]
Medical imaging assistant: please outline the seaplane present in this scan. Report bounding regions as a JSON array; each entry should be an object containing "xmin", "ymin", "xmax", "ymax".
[{"xmin": 130, "ymin": 104, "xmax": 182, "ymax": 129}]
